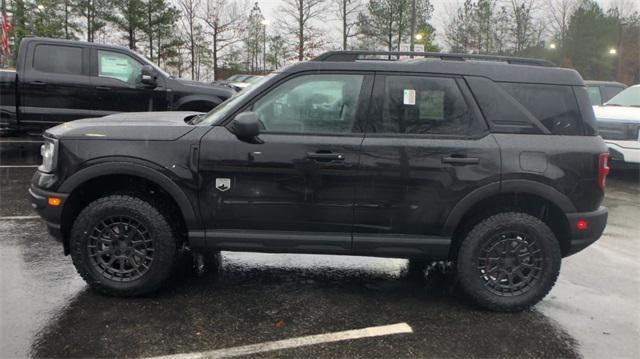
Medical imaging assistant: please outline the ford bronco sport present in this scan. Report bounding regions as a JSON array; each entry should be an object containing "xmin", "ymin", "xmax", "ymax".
[{"xmin": 30, "ymin": 51, "xmax": 609, "ymax": 312}]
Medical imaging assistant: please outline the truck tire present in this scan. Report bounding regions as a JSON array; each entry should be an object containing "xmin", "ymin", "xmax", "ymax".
[
  {"xmin": 456, "ymin": 212, "xmax": 561, "ymax": 312},
  {"xmin": 70, "ymin": 194, "xmax": 179, "ymax": 297}
]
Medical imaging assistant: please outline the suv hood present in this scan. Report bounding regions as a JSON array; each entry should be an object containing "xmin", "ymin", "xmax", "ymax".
[
  {"xmin": 593, "ymin": 105, "xmax": 640, "ymax": 123},
  {"xmin": 46, "ymin": 112, "xmax": 201, "ymax": 140}
]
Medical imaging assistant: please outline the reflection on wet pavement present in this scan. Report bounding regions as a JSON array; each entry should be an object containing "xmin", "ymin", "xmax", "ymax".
[
  {"xmin": 0, "ymin": 217, "xmax": 579, "ymax": 358},
  {"xmin": 1, "ymin": 139, "xmax": 638, "ymax": 358}
]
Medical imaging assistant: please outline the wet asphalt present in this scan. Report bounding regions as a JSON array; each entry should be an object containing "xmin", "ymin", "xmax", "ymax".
[{"xmin": 0, "ymin": 137, "xmax": 638, "ymax": 359}]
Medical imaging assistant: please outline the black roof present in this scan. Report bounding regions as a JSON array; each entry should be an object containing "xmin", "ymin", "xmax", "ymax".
[{"xmin": 281, "ymin": 50, "xmax": 585, "ymax": 86}]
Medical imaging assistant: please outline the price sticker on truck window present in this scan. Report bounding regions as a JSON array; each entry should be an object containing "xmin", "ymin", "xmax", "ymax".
[{"xmin": 403, "ymin": 89, "xmax": 416, "ymax": 105}]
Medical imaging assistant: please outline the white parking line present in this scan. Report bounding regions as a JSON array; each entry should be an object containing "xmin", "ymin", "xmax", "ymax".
[
  {"xmin": 0, "ymin": 215, "xmax": 39, "ymax": 220},
  {"xmin": 149, "ymin": 322, "xmax": 413, "ymax": 359},
  {"xmin": 0, "ymin": 165, "xmax": 39, "ymax": 168}
]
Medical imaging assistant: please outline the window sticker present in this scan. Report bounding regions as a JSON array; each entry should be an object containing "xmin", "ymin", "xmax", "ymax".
[
  {"xmin": 403, "ymin": 89, "xmax": 416, "ymax": 105},
  {"xmin": 99, "ymin": 54, "xmax": 132, "ymax": 82}
]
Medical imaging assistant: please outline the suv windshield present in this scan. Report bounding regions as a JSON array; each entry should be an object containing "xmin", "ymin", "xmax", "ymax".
[
  {"xmin": 605, "ymin": 86, "xmax": 639, "ymax": 107},
  {"xmin": 198, "ymin": 73, "xmax": 275, "ymax": 125}
]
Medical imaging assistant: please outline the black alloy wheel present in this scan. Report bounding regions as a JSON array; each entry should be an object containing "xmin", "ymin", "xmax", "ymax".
[
  {"xmin": 477, "ymin": 231, "xmax": 543, "ymax": 296},
  {"xmin": 70, "ymin": 194, "xmax": 179, "ymax": 296},
  {"xmin": 87, "ymin": 216, "xmax": 154, "ymax": 282},
  {"xmin": 457, "ymin": 212, "xmax": 561, "ymax": 312}
]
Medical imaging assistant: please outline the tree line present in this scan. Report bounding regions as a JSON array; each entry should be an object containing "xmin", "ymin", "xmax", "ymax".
[{"xmin": 1, "ymin": 0, "xmax": 638, "ymax": 84}]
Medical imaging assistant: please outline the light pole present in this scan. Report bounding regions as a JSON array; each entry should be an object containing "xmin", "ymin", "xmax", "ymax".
[{"xmin": 261, "ymin": 19, "xmax": 270, "ymax": 73}]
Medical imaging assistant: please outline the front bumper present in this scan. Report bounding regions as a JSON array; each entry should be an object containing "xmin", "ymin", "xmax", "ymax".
[
  {"xmin": 29, "ymin": 185, "xmax": 68, "ymax": 242},
  {"xmin": 565, "ymin": 206, "xmax": 608, "ymax": 256},
  {"xmin": 605, "ymin": 140, "xmax": 640, "ymax": 164}
]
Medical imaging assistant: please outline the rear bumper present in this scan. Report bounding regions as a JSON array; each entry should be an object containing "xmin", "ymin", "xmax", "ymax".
[
  {"xmin": 565, "ymin": 206, "xmax": 608, "ymax": 256},
  {"xmin": 28, "ymin": 185, "xmax": 67, "ymax": 242}
]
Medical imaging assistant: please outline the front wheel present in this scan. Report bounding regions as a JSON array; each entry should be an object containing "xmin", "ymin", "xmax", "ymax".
[
  {"xmin": 456, "ymin": 212, "xmax": 561, "ymax": 312},
  {"xmin": 70, "ymin": 195, "xmax": 179, "ymax": 296}
]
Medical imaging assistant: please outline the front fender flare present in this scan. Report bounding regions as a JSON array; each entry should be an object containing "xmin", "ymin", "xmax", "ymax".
[{"xmin": 59, "ymin": 162, "xmax": 200, "ymax": 230}]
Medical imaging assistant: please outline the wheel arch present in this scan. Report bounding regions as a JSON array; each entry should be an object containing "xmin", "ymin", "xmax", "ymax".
[
  {"xmin": 58, "ymin": 162, "xmax": 200, "ymax": 254},
  {"xmin": 444, "ymin": 180, "xmax": 575, "ymax": 257},
  {"xmin": 174, "ymin": 95, "xmax": 222, "ymax": 112}
]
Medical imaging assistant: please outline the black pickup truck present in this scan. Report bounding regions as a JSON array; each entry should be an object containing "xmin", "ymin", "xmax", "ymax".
[{"xmin": 0, "ymin": 37, "xmax": 235, "ymax": 134}]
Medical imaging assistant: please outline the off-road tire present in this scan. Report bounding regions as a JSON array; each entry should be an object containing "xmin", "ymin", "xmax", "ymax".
[
  {"xmin": 70, "ymin": 194, "xmax": 179, "ymax": 296},
  {"xmin": 456, "ymin": 212, "xmax": 561, "ymax": 312}
]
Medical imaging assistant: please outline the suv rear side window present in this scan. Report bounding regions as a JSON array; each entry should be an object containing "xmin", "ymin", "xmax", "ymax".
[
  {"xmin": 501, "ymin": 83, "xmax": 583, "ymax": 135},
  {"xmin": 33, "ymin": 45, "xmax": 82, "ymax": 75},
  {"xmin": 375, "ymin": 76, "xmax": 479, "ymax": 136},
  {"xmin": 252, "ymin": 74, "xmax": 365, "ymax": 134}
]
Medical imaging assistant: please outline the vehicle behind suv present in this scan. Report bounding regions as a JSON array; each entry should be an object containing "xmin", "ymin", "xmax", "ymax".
[
  {"xmin": 1, "ymin": 37, "xmax": 235, "ymax": 134},
  {"xmin": 593, "ymin": 85, "xmax": 640, "ymax": 166},
  {"xmin": 30, "ymin": 51, "xmax": 609, "ymax": 312}
]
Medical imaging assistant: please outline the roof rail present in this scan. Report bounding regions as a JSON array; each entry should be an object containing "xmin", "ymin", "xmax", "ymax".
[{"xmin": 313, "ymin": 51, "xmax": 555, "ymax": 67}]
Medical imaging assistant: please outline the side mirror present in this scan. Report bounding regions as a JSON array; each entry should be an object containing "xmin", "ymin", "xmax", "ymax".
[
  {"xmin": 229, "ymin": 112, "xmax": 262, "ymax": 143},
  {"xmin": 140, "ymin": 65, "xmax": 157, "ymax": 87}
]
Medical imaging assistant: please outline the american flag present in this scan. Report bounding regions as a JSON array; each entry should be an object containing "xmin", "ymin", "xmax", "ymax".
[{"xmin": 1, "ymin": 0, "xmax": 11, "ymax": 57}]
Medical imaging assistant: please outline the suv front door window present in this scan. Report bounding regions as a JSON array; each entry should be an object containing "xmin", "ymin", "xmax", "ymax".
[
  {"xmin": 252, "ymin": 74, "xmax": 364, "ymax": 134},
  {"xmin": 198, "ymin": 73, "xmax": 372, "ymax": 248}
]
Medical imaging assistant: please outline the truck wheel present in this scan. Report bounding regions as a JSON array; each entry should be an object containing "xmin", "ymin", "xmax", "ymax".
[
  {"xmin": 70, "ymin": 194, "xmax": 179, "ymax": 297},
  {"xmin": 456, "ymin": 212, "xmax": 561, "ymax": 312}
]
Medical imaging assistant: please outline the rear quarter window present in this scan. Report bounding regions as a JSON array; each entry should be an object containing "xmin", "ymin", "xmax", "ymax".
[{"xmin": 500, "ymin": 83, "xmax": 584, "ymax": 135}]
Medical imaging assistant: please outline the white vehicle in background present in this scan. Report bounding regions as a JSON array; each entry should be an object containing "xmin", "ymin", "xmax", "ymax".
[{"xmin": 593, "ymin": 84, "xmax": 640, "ymax": 166}]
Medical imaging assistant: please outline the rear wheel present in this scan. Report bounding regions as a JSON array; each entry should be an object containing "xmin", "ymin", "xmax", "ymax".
[
  {"xmin": 70, "ymin": 194, "xmax": 179, "ymax": 296},
  {"xmin": 456, "ymin": 212, "xmax": 561, "ymax": 312}
]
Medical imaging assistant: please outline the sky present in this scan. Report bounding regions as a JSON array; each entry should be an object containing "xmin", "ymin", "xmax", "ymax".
[{"xmin": 255, "ymin": 0, "xmax": 625, "ymax": 49}]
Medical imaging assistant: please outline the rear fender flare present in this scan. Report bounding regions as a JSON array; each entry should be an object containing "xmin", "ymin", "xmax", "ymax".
[{"xmin": 442, "ymin": 179, "xmax": 576, "ymax": 236}]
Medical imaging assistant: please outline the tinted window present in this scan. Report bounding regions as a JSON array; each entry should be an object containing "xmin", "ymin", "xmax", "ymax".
[
  {"xmin": 586, "ymin": 86, "xmax": 602, "ymax": 105},
  {"xmin": 33, "ymin": 45, "xmax": 82, "ymax": 75},
  {"xmin": 464, "ymin": 76, "xmax": 541, "ymax": 134},
  {"xmin": 501, "ymin": 83, "xmax": 583, "ymax": 135},
  {"xmin": 376, "ymin": 76, "xmax": 477, "ymax": 135},
  {"xmin": 602, "ymin": 86, "xmax": 625, "ymax": 102},
  {"xmin": 98, "ymin": 50, "xmax": 143, "ymax": 86},
  {"xmin": 252, "ymin": 74, "xmax": 364, "ymax": 134}
]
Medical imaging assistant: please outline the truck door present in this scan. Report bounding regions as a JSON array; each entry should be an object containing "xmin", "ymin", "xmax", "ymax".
[
  {"xmin": 89, "ymin": 48, "xmax": 168, "ymax": 114},
  {"xmin": 19, "ymin": 42, "xmax": 94, "ymax": 130}
]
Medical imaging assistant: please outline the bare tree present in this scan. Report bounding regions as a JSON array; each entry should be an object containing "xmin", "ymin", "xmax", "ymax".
[
  {"xmin": 178, "ymin": 0, "xmax": 201, "ymax": 79},
  {"xmin": 279, "ymin": 0, "xmax": 327, "ymax": 61},
  {"xmin": 509, "ymin": 0, "xmax": 539, "ymax": 54},
  {"xmin": 202, "ymin": 0, "xmax": 246, "ymax": 80},
  {"xmin": 546, "ymin": 0, "xmax": 577, "ymax": 55},
  {"xmin": 333, "ymin": 0, "xmax": 361, "ymax": 50}
]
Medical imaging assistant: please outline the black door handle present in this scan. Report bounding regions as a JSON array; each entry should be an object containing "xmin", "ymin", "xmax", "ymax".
[
  {"xmin": 306, "ymin": 152, "xmax": 345, "ymax": 162},
  {"xmin": 95, "ymin": 86, "xmax": 111, "ymax": 91},
  {"xmin": 442, "ymin": 156, "xmax": 480, "ymax": 165},
  {"xmin": 30, "ymin": 81, "xmax": 47, "ymax": 86}
]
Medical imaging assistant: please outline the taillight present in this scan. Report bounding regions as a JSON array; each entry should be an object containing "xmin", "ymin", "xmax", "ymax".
[{"xmin": 598, "ymin": 153, "xmax": 610, "ymax": 190}]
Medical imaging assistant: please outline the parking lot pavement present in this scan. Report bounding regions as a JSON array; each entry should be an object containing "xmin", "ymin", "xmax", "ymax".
[{"xmin": 1, "ymin": 139, "xmax": 638, "ymax": 359}]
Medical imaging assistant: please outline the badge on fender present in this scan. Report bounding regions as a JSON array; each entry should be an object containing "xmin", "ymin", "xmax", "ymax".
[{"xmin": 216, "ymin": 178, "xmax": 231, "ymax": 192}]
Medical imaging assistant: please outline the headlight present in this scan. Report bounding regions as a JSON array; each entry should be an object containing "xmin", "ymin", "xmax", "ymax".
[{"xmin": 39, "ymin": 138, "xmax": 58, "ymax": 173}]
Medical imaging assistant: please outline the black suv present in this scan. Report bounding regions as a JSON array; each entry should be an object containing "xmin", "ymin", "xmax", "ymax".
[{"xmin": 30, "ymin": 51, "xmax": 609, "ymax": 312}]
